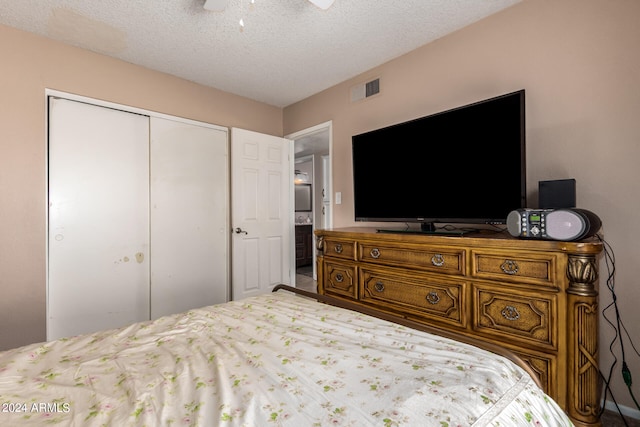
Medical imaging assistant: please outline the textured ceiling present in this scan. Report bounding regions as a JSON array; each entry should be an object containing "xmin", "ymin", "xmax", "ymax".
[{"xmin": 0, "ymin": 0, "xmax": 521, "ymax": 107}]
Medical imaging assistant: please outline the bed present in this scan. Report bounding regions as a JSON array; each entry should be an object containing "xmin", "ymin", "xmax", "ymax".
[{"xmin": 0, "ymin": 285, "xmax": 573, "ymax": 426}]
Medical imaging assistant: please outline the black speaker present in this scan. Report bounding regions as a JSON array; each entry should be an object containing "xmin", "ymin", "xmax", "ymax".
[
  {"xmin": 539, "ymin": 179, "xmax": 576, "ymax": 209},
  {"xmin": 507, "ymin": 208, "xmax": 601, "ymax": 241}
]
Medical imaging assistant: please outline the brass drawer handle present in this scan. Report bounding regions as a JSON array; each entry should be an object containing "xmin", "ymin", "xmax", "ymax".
[
  {"xmin": 370, "ymin": 248, "xmax": 381, "ymax": 259},
  {"xmin": 426, "ymin": 291, "xmax": 440, "ymax": 305},
  {"xmin": 431, "ymin": 254, "xmax": 445, "ymax": 267},
  {"xmin": 374, "ymin": 281, "xmax": 385, "ymax": 292},
  {"xmin": 334, "ymin": 243, "xmax": 343, "ymax": 254},
  {"xmin": 501, "ymin": 259, "xmax": 519, "ymax": 275},
  {"xmin": 335, "ymin": 273, "xmax": 344, "ymax": 283},
  {"xmin": 501, "ymin": 305, "xmax": 521, "ymax": 321}
]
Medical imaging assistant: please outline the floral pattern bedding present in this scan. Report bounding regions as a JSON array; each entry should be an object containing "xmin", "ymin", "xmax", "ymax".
[{"xmin": 0, "ymin": 290, "xmax": 573, "ymax": 426}]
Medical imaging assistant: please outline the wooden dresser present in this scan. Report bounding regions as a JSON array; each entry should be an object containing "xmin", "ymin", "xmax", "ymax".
[{"xmin": 315, "ymin": 227, "xmax": 604, "ymax": 427}]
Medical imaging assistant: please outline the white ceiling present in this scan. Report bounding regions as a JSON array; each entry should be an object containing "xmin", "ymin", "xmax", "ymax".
[{"xmin": 0, "ymin": 0, "xmax": 521, "ymax": 107}]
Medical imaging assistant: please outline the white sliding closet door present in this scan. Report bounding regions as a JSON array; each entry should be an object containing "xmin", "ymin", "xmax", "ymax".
[
  {"xmin": 150, "ymin": 117, "xmax": 229, "ymax": 319},
  {"xmin": 48, "ymin": 98, "xmax": 151, "ymax": 340}
]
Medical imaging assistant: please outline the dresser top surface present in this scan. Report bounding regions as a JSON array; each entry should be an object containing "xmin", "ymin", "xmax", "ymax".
[{"xmin": 315, "ymin": 227, "xmax": 603, "ymax": 255}]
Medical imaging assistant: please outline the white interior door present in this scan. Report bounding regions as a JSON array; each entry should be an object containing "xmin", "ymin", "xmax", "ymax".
[
  {"xmin": 231, "ymin": 128, "xmax": 293, "ymax": 300},
  {"xmin": 150, "ymin": 117, "xmax": 229, "ymax": 318},
  {"xmin": 48, "ymin": 98, "xmax": 150, "ymax": 340}
]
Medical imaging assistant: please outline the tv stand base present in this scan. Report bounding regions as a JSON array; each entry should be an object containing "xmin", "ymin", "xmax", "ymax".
[{"xmin": 421, "ymin": 222, "xmax": 436, "ymax": 232}]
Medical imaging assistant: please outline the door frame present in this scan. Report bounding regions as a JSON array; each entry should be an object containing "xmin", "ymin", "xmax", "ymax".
[{"xmin": 285, "ymin": 121, "xmax": 333, "ymax": 282}]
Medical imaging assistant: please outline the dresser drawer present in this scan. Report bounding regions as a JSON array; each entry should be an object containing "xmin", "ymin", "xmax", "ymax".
[
  {"xmin": 473, "ymin": 284, "xmax": 557, "ymax": 350},
  {"xmin": 360, "ymin": 267, "xmax": 467, "ymax": 328},
  {"xmin": 323, "ymin": 238, "xmax": 357, "ymax": 261},
  {"xmin": 471, "ymin": 250, "xmax": 558, "ymax": 288},
  {"xmin": 359, "ymin": 243, "xmax": 465, "ymax": 275},
  {"xmin": 323, "ymin": 259, "xmax": 358, "ymax": 300}
]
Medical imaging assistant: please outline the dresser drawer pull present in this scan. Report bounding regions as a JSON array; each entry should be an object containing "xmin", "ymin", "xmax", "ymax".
[
  {"xmin": 370, "ymin": 248, "xmax": 381, "ymax": 259},
  {"xmin": 334, "ymin": 243, "xmax": 343, "ymax": 254},
  {"xmin": 431, "ymin": 254, "xmax": 445, "ymax": 267},
  {"xmin": 426, "ymin": 291, "xmax": 440, "ymax": 305},
  {"xmin": 501, "ymin": 305, "xmax": 521, "ymax": 321},
  {"xmin": 374, "ymin": 281, "xmax": 385, "ymax": 292},
  {"xmin": 335, "ymin": 273, "xmax": 344, "ymax": 283},
  {"xmin": 500, "ymin": 259, "xmax": 519, "ymax": 275}
]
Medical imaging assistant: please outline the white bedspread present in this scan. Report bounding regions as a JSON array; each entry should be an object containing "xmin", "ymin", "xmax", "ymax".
[{"xmin": 0, "ymin": 290, "xmax": 573, "ymax": 426}]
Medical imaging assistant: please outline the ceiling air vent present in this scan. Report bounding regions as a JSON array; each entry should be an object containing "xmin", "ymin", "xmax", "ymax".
[{"xmin": 350, "ymin": 78, "xmax": 380, "ymax": 102}]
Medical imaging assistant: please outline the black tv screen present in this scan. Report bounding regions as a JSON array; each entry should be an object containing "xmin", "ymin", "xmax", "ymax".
[{"xmin": 352, "ymin": 90, "xmax": 526, "ymax": 228}]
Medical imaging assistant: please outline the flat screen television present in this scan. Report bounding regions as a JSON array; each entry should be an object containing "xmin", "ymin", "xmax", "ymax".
[{"xmin": 352, "ymin": 90, "xmax": 526, "ymax": 233}]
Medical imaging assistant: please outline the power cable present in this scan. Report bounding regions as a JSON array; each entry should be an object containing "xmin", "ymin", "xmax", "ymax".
[{"xmin": 597, "ymin": 235, "xmax": 639, "ymax": 425}]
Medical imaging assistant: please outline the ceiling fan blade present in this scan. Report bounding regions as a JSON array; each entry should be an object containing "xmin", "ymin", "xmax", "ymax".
[
  {"xmin": 203, "ymin": 0, "xmax": 230, "ymax": 12},
  {"xmin": 308, "ymin": 0, "xmax": 335, "ymax": 10}
]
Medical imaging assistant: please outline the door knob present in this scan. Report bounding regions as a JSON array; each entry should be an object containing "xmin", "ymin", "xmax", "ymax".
[{"xmin": 234, "ymin": 227, "xmax": 248, "ymax": 235}]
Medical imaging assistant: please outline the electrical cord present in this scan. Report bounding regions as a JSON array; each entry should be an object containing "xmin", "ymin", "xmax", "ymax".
[{"xmin": 597, "ymin": 234, "xmax": 640, "ymax": 425}]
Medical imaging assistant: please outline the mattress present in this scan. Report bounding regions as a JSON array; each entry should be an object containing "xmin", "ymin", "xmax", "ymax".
[{"xmin": 0, "ymin": 290, "xmax": 573, "ymax": 426}]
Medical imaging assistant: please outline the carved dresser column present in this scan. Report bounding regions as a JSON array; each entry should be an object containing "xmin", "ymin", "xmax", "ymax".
[{"xmin": 566, "ymin": 252, "xmax": 602, "ymax": 427}]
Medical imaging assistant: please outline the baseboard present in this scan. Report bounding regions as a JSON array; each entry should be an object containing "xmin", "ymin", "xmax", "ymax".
[{"xmin": 605, "ymin": 400, "xmax": 640, "ymax": 420}]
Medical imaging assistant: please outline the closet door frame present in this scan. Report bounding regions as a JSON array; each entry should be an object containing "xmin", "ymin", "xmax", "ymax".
[{"xmin": 45, "ymin": 89, "xmax": 230, "ymax": 340}]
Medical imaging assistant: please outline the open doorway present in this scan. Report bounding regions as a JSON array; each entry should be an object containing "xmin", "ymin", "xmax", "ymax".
[{"xmin": 286, "ymin": 121, "xmax": 332, "ymax": 287}]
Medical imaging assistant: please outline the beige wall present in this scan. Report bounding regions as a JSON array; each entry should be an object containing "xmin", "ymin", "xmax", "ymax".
[
  {"xmin": 0, "ymin": 24, "xmax": 282, "ymax": 350},
  {"xmin": 284, "ymin": 0, "xmax": 640, "ymax": 412}
]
